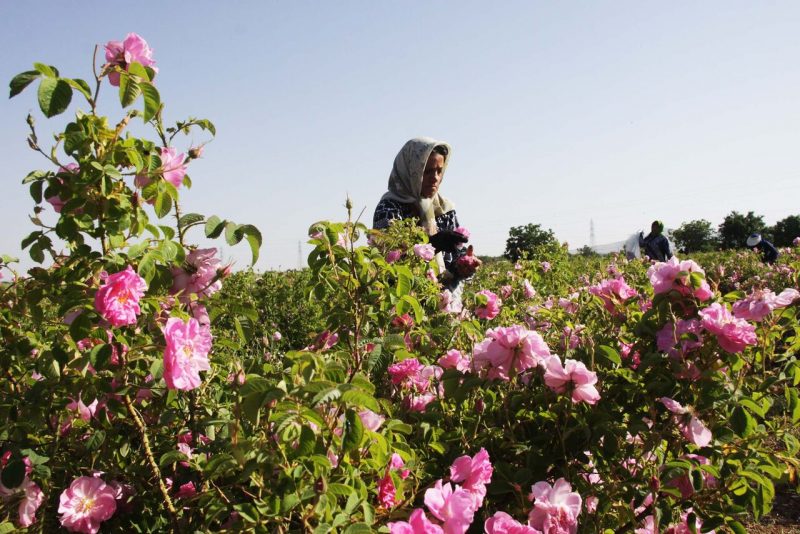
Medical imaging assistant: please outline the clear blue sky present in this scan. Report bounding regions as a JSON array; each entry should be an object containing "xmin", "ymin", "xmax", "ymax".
[{"xmin": 2, "ymin": 2, "xmax": 800, "ymax": 270}]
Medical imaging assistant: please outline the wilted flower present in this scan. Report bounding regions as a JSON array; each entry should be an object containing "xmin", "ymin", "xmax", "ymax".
[
  {"xmin": 523, "ymin": 279, "xmax": 536, "ymax": 299},
  {"xmin": 94, "ymin": 266, "xmax": 148, "ymax": 327},
  {"xmin": 58, "ymin": 476, "xmax": 117, "ymax": 534}
]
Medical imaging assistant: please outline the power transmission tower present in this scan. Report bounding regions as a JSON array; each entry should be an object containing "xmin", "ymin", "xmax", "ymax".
[
  {"xmin": 297, "ymin": 241, "xmax": 302, "ymax": 269},
  {"xmin": 590, "ymin": 219, "xmax": 596, "ymax": 248}
]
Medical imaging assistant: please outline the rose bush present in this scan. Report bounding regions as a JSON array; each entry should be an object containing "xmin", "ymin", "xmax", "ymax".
[{"xmin": 2, "ymin": 35, "xmax": 800, "ymax": 533}]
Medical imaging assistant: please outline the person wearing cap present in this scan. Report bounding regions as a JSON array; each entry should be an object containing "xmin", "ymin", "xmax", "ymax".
[
  {"xmin": 747, "ymin": 233, "xmax": 779, "ymax": 264},
  {"xmin": 373, "ymin": 137, "xmax": 477, "ymax": 288},
  {"xmin": 639, "ymin": 220, "xmax": 672, "ymax": 262}
]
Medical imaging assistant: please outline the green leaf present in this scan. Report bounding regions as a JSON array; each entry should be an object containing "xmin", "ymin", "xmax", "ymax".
[
  {"xmin": 596, "ymin": 345, "xmax": 622, "ymax": 366},
  {"xmin": 225, "ymin": 221, "xmax": 242, "ymax": 245},
  {"xmin": 127, "ymin": 61, "xmax": 150, "ymax": 81},
  {"xmin": 37, "ymin": 78, "xmax": 72, "ymax": 118},
  {"xmin": 730, "ymin": 406, "xmax": 755, "ymax": 437},
  {"xmin": 65, "ymin": 78, "xmax": 92, "ymax": 100},
  {"xmin": 400, "ymin": 294, "xmax": 424, "ymax": 324},
  {"xmin": 0, "ymin": 521, "xmax": 17, "ymax": 533},
  {"xmin": 159, "ymin": 450, "xmax": 188, "ymax": 468},
  {"xmin": 141, "ymin": 82, "xmax": 160, "ymax": 122},
  {"xmin": 86, "ymin": 430, "xmax": 106, "ymax": 450},
  {"xmin": 205, "ymin": 215, "xmax": 225, "ymax": 238},
  {"xmin": 343, "ymin": 523, "xmax": 372, "ymax": 534},
  {"xmin": 179, "ymin": 212, "xmax": 204, "ymax": 228},
  {"xmin": 239, "ymin": 224, "xmax": 262, "ymax": 265},
  {"xmin": 727, "ymin": 520, "xmax": 747, "ymax": 534},
  {"xmin": 342, "ymin": 409, "xmax": 364, "ymax": 452},
  {"xmin": 395, "ymin": 265, "xmax": 413, "ymax": 297},
  {"xmin": 154, "ymin": 190, "xmax": 173, "ymax": 218},
  {"xmin": 33, "ymin": 63, "xmax": 58, "ymax": 77},
  {"xmin": 295, "ymin": 425, "xmax": 316, "ymax": 457},
  {"xmin": 341, "ymin": 389, "xmax": 381, "ymax": 412},
  {"xmin": 9, "ymin": 70, "xmax": 40, "ymax": 98},
  {"xmin": 118, "ymin": 72, "xmax": 141, "ymax": 108},
  {"xmin": 1, "ymin": 460, "xmax": 25, "ymax": 489}
]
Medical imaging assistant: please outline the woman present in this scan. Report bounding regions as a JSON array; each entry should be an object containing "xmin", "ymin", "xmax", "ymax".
[
  {"xmin": 373, "ymin": 137, "xmax": 476, "ymax": 287},
  {"xmin": 640, "ymin": 220, "xmax": 672, "ymax": 262}
]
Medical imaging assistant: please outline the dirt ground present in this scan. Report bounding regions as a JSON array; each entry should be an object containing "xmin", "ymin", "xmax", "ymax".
[{"xmin": 745, "ymin": 486, "xmax": 800, "ymax": 533}]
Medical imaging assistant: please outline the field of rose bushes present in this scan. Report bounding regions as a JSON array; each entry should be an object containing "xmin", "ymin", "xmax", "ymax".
[{"xmin": 2, "ymin": 34, "xmax": 800, "ymax": 533}]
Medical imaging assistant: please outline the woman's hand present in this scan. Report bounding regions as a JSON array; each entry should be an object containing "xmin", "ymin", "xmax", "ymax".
[{"xmin": 429, "ymin": 230, "xmax": 468, "ymax": 253}]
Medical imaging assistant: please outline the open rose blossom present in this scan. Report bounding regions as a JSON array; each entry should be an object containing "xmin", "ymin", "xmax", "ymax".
[
  {"xmin": 163, "ymin": 317, "xmax": 212, "ymax": 391},
  {"xmin": 0, "ymin": 474, "xmax": 45, "ymax": 528},
  {"xmin": 473, "ymin": 325, "xmax": 551, "ymax": 381},
  {"xmin": 414, "ymin": 243, "xmax": 436, "ymax": 261},
  {"xmin": 587, "ymin": 277, "xmax": 638, "ymax": 315},
  {"xmin": 358, "ymin": 409, "xmax": 385, "ymax": 432},
  {"xmin": 646, "ymin": 257, "xmax": 713, "ymax": 301},
  {"xmin": 58, "ymin": 476, "xmax": 117, "ymax": 534},
  {"xmin": 528, "ymin": 478, "xmax": 582, "ymax": 534},
  {"xmin": 659, "ymin": 397, "xmax": 712, "ymax": 447},
  {"xmin": 732, "ymin": 288, "xmax": 800, "ymax": 322},
  {"xmin": 485, "ymin": 512, "xmax": 542, "ymax": 534},
  {"xmin": 656, "ymin": 319, "xmax": 704, "ymax": 359},
  {"xmin": 543, "ymin": 356, "xmax": 601, "ymax": 405},
  {"xmin": 171, "ymin": 248, "xmax": 223, "ymax": 299},
  {"xmin": 104, "ymin": 32, "xmax": 157, "ymax": 86},
  {"xmin": 438, "ymin": 349, "xmax": 471, "ymax": 373},
  {"xmin": 523, "ymin": 279, "xmax": 536, "ymax": 299},
  {"xmin": 94, "ymin": 266, "xmax": 148, "ymax": 327},
  {"xmin": 389, "ymin": 508, "xmax": 444, "ymax": 534},
  {"xmin": 474, "ymin": 289, "xmax": 502, "ymax": 320},
  {"xmin": 450, "ymin": 448, "xmax": 493, "ymax": 507},
  {"xmin": 424, "ymin": 480, "xmax": 478, "ymax": 534},
  {"xmin": 698, "ymin": 303, "xmax": 757, "ymax": 353},
  {"xmin": 135, "ymin": 147, "xmax": 188, "ymax": 190}
]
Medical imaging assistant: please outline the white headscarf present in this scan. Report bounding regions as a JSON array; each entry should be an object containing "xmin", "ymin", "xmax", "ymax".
[{"xmin": 380, "ymin": 137, "xmax": 455, "ymax": 235}]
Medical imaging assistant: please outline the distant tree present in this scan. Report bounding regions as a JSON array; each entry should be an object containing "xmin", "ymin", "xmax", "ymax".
[
  {"xmin": 577, "ymin": 245, "xmax": 598, "ymax": 257},
  {"xmin": 770, "ymin": 215, "xmax": 800, "ymax": 247},
  {"xmin": 718, "ymin": 211, "xmax": 766, "ymax": 249},
  {"xmin": 671, "ymin": 219, "xmax": 718, "ymax": 253},
  {"xmin": 504, "ymin": 223, "xmax": 558, "ymax": 261}
]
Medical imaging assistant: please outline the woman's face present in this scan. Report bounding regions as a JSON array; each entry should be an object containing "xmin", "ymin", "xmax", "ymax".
[{"xmin": 421, "ymin": 152, "xmax": 445, "ymax": 198}]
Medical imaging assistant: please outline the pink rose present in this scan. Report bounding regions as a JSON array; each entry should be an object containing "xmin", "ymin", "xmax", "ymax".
[
  {"xmin": 377, "ymin": 473, "xmax": 397, "ymax": 508},
  {"xmin": 656, "ymin": 319, "xmax": 704, "ymax": 359},
  {"xmin": 473, "ymin": 325, "xmax": 550, "ymax": 381},
  {"xmin": 58, "ymin": 476, "xmax": 117, "ymax": 534},
  {"xmin": 450, "ymin": 448, "xmax": 493, "ymax": 507},
  {"xmin": 438, "ymin": 349, "xmax": 471, "ymax": 373},
  {"xmin": 389, "ymin": 508, "xmax": 444, "ymax": 534},
  {"xmin": 732, "ymin": 288, "xmax": 800, "ymax": 322},
  {"xmin": 388, "ymin": 358, "xmax": 425, "ymax": 386},
  {"xmin": 500, "ymin": 285, "xmax": 513, "ymax": 299},
  {"xmin": 474, "ymin": 290, "xmax": 502, "ymax": 320},
  {"xmin": 454, "ymin": 226, "xmax": 471, "ymax": 239},
  {"xmin": 414, "ymin": 243, "xmax": 436, "ymax": 261},
  {"xmin": 485, "ymin": 512, "xmax": 542, "ymax": 533},
  {"xmin": 104, "ymin": 32, "xmax": 157, "ymax": 86},
  {"xmin": 659, "ymin": 397, "xmax": 712, "ymax": 447},
  {"xmin": 175, "ymin": 482, "xmax": 197, "ymax": 499},
  {"xmin": 46, "ymin": 163, "xmax": 79, "ymax": 213},
  {"xmin": 66, "ymin": 396, "xmax": 99, "ymax": 422},
  {"xmin": 18, "ymin": 479, "xmax": 44, "ymax": 527},
  {"xmin": 587, "ymin": 277, "xmax": 638, "ymax": 315},
  {"xmin": 424, "ymin": 480, "xmax": 478, "ymax": 534},
  {"xmin": 358, "ymin": 409, "xmax": 385, "ymax": 432},
  {"xmin": 135, "ymin": 147, "xmax": 188, "ymax": 190},
  {"xmin": 523, "ymin": 279, "xmax": 536, "ymax": 299},
  {"xmin": 646, "ymin": 257, "xmax": 712, "ymax": 301},
  {"xmin": 439, "ymin": 290, "xmax": 463, "ymax": 314},
  {"xmin": 540, "ymin": 261, "xmax": 551, "ymax": 273},
  {"xmin": 386, "ymin": 249, "xmax": 403, "ymax": 263},
  {"xmin": 527, "ymin": 478, "xmax": 582, "ymax": 534},
  {"xmin": 699, "ymin": 303, "xmax": 757, "ymax": 353},
  {"xmin": 94, "ymin": 266, "xmax": 147, "ymax": 327},
  {"xmin": 163, "ymin": 317, "xmax": 212, "ymax": 391},
  {"xmin": 543, "ymin": 356, "xmax": 600, "ymax": 405}
]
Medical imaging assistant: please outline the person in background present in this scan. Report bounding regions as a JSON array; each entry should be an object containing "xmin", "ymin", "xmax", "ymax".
[
  {"xmin": 746, "ymin": 233, "xmax": 779, "ymax": 264},
  {"xmin": 373, "ymin": 137, "xmax": 477, "ymax": 288},
  {"xmin": 640, "ymin": 220, "xmax": 673, "ymax": 262}
]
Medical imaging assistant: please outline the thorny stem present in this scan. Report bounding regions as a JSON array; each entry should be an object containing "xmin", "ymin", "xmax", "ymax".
[
  {"xmin": 123, "ymin": 394, "xmax": 180, "ymax": 529},
  {"xmin": 91, "ymin": 45, "xmax": 101, "ymax": 113}
]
